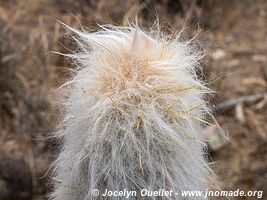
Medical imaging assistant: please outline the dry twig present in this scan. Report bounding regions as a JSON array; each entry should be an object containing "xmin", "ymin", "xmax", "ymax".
[{"xmin": 218, "ymin": 93, "xmax": 267, "ymax": 111}]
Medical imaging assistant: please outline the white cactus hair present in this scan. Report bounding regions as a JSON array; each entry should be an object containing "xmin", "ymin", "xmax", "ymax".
[{"xmin": 49, "ymin": 23, "xmax": 218, "ymax": 200}]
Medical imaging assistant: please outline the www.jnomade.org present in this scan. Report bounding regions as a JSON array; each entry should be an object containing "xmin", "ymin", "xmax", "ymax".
[{"xmin": 96, "ymin": 189, "xmax": 263, "ymax": 199}]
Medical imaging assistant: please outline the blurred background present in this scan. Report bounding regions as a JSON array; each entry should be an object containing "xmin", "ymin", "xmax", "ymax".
[{"xmin": 0, "ymin": 0, "xmax": 266, "ymax": 199}]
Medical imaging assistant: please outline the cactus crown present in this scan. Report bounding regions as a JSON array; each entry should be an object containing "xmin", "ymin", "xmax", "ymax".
[{"xmin": 50, "ymin": 24, "xmax": 217, "ymax": 200}]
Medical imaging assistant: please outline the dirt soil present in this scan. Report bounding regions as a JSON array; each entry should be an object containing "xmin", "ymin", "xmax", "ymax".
[{"xmin": 0, "ymin": 0, "xmax": 266, "ymax": 200}]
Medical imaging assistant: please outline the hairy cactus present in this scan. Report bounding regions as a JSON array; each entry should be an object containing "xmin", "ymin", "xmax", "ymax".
[{"xmin": 49, "ymin": 25, "xmax": 217, "ymax": 200}]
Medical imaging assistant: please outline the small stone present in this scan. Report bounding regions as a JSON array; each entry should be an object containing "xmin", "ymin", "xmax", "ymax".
[{"xmin": 211, "ymin": 49, "xmax": 226, "ymax": 61}]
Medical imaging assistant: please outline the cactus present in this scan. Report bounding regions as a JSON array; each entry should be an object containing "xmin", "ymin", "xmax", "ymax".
[{"xmin": 49, "ymin": 25, "xmax": 217, "ymax": 200}]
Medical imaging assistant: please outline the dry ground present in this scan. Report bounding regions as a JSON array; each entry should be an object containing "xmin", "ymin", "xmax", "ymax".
[{"xmin": 0, "ymin": 0, "xmax": 266, "ymax": 199}]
